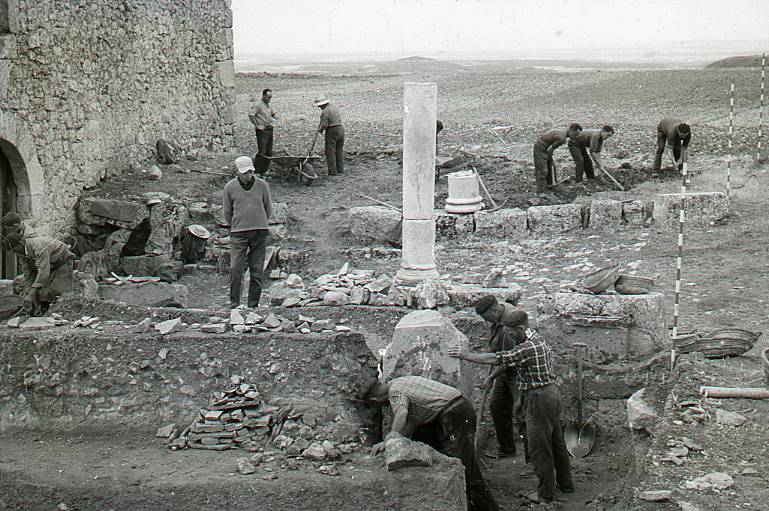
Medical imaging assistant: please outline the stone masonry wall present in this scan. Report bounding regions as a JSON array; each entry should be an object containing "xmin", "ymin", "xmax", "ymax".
[{"xmin": 0, "ymin": 0, "xmax": 235, "ymax": 233}]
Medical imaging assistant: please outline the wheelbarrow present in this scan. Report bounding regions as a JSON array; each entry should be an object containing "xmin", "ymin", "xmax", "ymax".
[
  {"xmin": 565, "ymin": 342, "xmax": 596, "ymax": 458},
  {"xmin": 265, "ymin": 155, "xmax": 320, "ymax": 186}
]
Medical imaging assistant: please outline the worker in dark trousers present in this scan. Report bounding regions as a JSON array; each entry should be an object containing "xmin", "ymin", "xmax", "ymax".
[
  {"xmin": 653, "ymin": 117, "xmax": 691, "ymax": 171},
  {"xmin": 315, "ymin": 96, "xmax": 345, "ymax": 176},
  {"xmin": 474, "ymin": 295, "xmax": 529, "ymax": 460},
  {"xmin": 533, "ymin": 123, "xmax": 582, "ymax": 193},
  {"xmin": 567, "ymin": 125, "xmax": 614, "ymax": 183},
  {"xmin": 450, "ymin": 330, "xmax": 574, "ymax": 505},
  {"xmin": 361, "ymin": 375, "xmax": 500, "ymax": 511},
  {"xmin": 249, "ymin": 88, "xmax": 277, "ymax": 175}
]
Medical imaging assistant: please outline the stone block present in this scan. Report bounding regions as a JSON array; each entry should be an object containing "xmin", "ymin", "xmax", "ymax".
[
  {"xmin": 538, "ymin": 292, "xmax": 668, "ymax": 360},
  {"xmin": 652, "ymin": 192, "xmax": 729, "ymax": 228},
  {"xmin": 83, "ymin": 198, "xmax": 149, "ymax": 228},
  {"xmin": 323, "ymin": 291, "xmax": 351, "ymax": 306},
  {"xmin": 622, "ymin": 200, "xmax": 647, "ymax": 226},
  {"xmin": 383, "ymin": 310, "xmax": 473, "ymax": 399},
  {"xmin": 447, "ymin": 283, "xmax": 523, "ymax": 309},
  {"xmin": 119, "ymin": 255, "xmax": 170, "ymax": 276},
  {"xmin": 527, "ymin": 204, "xmax": 583, "ymax": 234},
  {"xmin": 434, "ymin": 210, "xmax": 474, "ymax": 238},
  {"xmin": 349, "ymin": 206, "xmax": 401, "ymax": 243},
  {"xmin": 385, "ymin": 435, "xmax": 438, "ymax": 471},
  {"xmin": 627, "ymin": 388, "xmax": 657, "ymax": 430},
  {"xmin": 415, "ymin": 279, "xmax": 450, "ymax": 309},
  {"xmin": 99, "ymin": 282, "xmax": 189, "ymax": 308},
  {"xmin": 154, "ymin": 318, "xmax": 184, "ymax": 335},
  {"xmin": 474, "ymin": 208, "xmax": 528, "ymax": 239},
  {"xmin": 715, "ymin": 409, "xmax": 747, "ymax": 427},
  {"xmin": 588, "ymin": 199, "xmax": 623, "ymax": 229}
]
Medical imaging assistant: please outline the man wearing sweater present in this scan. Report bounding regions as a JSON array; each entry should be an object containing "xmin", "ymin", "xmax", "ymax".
[{"xmin": 223, "ymin": 156, "xmax": 273, "ymax": 309}]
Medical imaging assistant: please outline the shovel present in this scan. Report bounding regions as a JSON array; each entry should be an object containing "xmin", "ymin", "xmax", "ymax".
[
  {"xmin": 473, "ymin": 167, "xmax": 506, "ymax": 212},
  {"xmin": 565, "ymin": 342, "xmax": 596, "ymax": 458}
]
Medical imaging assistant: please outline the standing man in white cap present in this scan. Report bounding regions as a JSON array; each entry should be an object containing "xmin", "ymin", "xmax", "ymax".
[
  {"xmin": 315, "ymin": 96, "xmax": 345, "ymax": 176},
  {"xmin": 223, "ymin": 156, "xmax": 273, "ymax": 309}
]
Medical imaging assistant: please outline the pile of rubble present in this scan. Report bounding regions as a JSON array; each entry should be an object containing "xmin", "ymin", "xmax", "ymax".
[
  {"xmin": 151, "ymin": 310, "xmax": 353, "ymax": 336},
  {"xmin": 267, "ymin": 263, "xmax": 522, "ymax": 310},
  {"xmin": 159, "ymin": 376, "xmax": 359, "ymax": 460}
]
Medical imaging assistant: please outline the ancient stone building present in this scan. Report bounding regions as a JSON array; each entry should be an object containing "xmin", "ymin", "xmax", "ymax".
[{"xmin": 0, "ymin": 0, "xmax": 235, "ymax": 276}]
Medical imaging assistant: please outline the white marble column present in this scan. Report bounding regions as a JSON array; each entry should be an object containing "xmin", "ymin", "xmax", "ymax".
[{"xmin": 397, "ymin": 82, "xmax": 439, "ymax": 283}]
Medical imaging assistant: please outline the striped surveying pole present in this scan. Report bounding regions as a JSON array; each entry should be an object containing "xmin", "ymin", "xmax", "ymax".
[
  {"xmin": 727, "ymin": 83, "xmax": 734, "ymax": 199},
  {"xmin": 671, "ymin": 156, "xmax": 688, "ymax": 371},
  {"xmin": 757, "ymin": 53, "xmax": 766, "ymax": 164}
]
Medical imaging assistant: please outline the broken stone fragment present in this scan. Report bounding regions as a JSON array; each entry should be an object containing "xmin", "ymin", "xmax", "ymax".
[
  {"xmin": 639, "ymin": 490, "xmax": 672, "ymax": 502},
  {"xmin": 269, "ymin": 269, "xmax": 282, "ymax": 280},
  {"xmin": 236, "ymin": 458, "xmax": 255, "ymax": 475},
  {"xmin": 154, "ymin": 318, "xmax": 184, "ymax": 335},
  {"xmin": 481, "ymin": 268, "xmax": 510, "ymax": 288},
  {"xmin": 323, "ymin": 290, "xmax": 351, "ymax": 305},
  {"xmin": 201, "ymin": 322, "xmax": 228, "ymax": 333},
  {"xmin": 338, "ymin": 262, "xmax": 350, "ymax": 275},
  {"xmin": 335, "ymin": 325, "xmax": 352, "ymax": 333},
  {"xmin": 715, "ymin": 409, "xmax": 747, "ymax": 427},
  {"xmin": 156, "ymin": 424, "xmax": 176, "ymax": 438},
  {"xmin": 349, "ymin": 286, "xmax": 370, "ymax": 304},
  {"xmin": 301, "ymin": 442, "xmax": 327, "ymax": 461},
  {"xmin": 385, "ymin": 434, "xmax": 433, "ymax": 471},
  {"xmin": 158, "ymin": 348, "xmax": 169, "ymax": 360},
  {"xmin": 285, "ymin": 274, "xmax": 303, "ymax": 287},
  {"xmin": 321, "ymin": 440, "xmax": 341, "ymax": 459},
  {"xmin": 627, "ymin": 388, "xmax": 657, "ymax": 431},
  {"xmin": 311, "ymin": 319, "xmax": 335, "ymax": 332},
  {"xmin": 6, "ymin": 317, "xmax": 22, "ymax": 328},
  {"xmin": 366, "ymin": 274, "xmax": 392, "ymax": 293},
  {"xmin": 19, "ymin": 317, "xmax": 57, "ymax": 330},
  {"xmin": 273, "ymin": 434, "xmax": 294, "ymax": 450},
  {"xmin": 134, "ymin": 318, "xmax": 152, "ymax": 333},
  {"xmin": 233, "ymin": 325, "xmax": 251, "ymax": 333},
  {"xmin": 682, "ymin": 472, "xmax": 734, "ymax": 491},
  {"xmin": 245, "ymin": 312, "xmax": 263, "ymax": 325},
  {"xmin": 415, "ymin": 279, "xmax": 450, "ymax": 309},
  {"xmin": 317, "ymin": 464, "xmax": 340, "ymax": 476},
  {"xmin": 262, "ymin": 313, "xmax": 281, "ymax": 329},
  {"xmin": 230, "ymin": 310, "xmax": 245, "ymax": 325},
  {"xmin": 281, "ymin": 320, "xmax": 297, "ymax": 333}
]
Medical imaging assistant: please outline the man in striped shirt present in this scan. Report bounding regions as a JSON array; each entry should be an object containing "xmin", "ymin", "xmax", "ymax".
[
  {"xmin": 314, "ymin": 96, "xmax": 345, "ymax": 176},
  {"xmin": 449, "ymin": 331, "xmax": 574, "ymax": 505},
  {"xmin": 361, "ymin": 375, "xmax": 499, "ymax": 511}
]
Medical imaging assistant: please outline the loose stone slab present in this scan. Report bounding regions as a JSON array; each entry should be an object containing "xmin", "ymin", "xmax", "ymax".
[
  {"xmin": 474, "ymin": 208, "xmax": 528, "ymax": 239},
  {"xmin": 527, "ymin": 204, "xmax": 583, "ymax": 234},
  {"xmin": 385, "ymin": 435, "xmax": 434, "ymax": 471},
  {"xmin": 349, "ymin": 206, "xmax": 401, "ymax": 243},
  {"xmin": 627, "ymin": 388, "xmax": 657, "ymax": 430},
  {"xmin": 99, "ymin": 282, "xmax": 189, "ymax": 308},
  {"xmin": 434, "ymin": 210, "xmax": 474, "ymax": 238},
  {"xmin": 652, "ymin": 191, "xmax": 729, "ymax": 228},
  {"xmin": 383, "ymin": 310, "xmax": 473, "ymax": 399},
  {"xmin": 622, "ymin": 200, "xmax": 647, "ymax": 226},
  {"xmin": 588, "ymin": 199, "xmax": 623, "ymax": 229},
  {"xmin": 447, "ymin": 283, "xmax": 523, "ymax": 309}
]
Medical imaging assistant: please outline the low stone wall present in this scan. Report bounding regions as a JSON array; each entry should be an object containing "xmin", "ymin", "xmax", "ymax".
[
  {"xmin": 351, "ymin": 193, "xmax": 728, "ymax": 243},
  {"xmin": 0, "ymin": 328, "xmax": 377, "ymax": 443}
]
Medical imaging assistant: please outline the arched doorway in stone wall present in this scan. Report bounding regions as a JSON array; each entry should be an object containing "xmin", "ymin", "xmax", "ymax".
[{"xmin": 0, "ymin": 147, "xmax": 16, "ymax": 278}]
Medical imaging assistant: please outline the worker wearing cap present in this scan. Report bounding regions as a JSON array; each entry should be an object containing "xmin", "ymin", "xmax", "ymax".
[
  {"xmin": 314, "ymin": 96, "xmax": 345, "ymax": 176},
  {"xmin": 360, "ymin": 375, "xmax": 500, "ymax": 511},
  {"xmin": 223, "ymin": 156, "xmax": 273, "ymax": 309},
  {"xmin": 249, "ymin": 88, "xmax": 277, "ymax": 175},
  {"xmin": 2, "ymin": 213, "xmax": 74, "ymax": 316},
  {"xmin": 567, "ymin": 125, "xmax": 614, "ymax": 183},
  {"xmin": 474, "ymin": 295, "xmax": 529, "ymax": 460},
  {"xmin": 653, "ymin": 117, "xmax": 691, "ymax": 172},
  {"xmin": 449, "ymin": 330, "xmax": 574, "ymax": 505},
  {"xmin": 533, "ymin": 123, "xmax": 582, "ymax": 193},
  {"xmin": 180, "ymin": 224, "xmax": 211, "ymax": 264}
]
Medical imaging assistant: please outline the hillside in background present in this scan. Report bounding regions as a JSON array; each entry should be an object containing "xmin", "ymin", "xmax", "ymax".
[{"xmin": 707, "ymin": 55, "xmax": 765, "ymax": 68}]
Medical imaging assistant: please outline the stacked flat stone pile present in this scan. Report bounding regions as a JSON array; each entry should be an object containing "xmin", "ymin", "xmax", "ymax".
[{"xmin": 164, "ymin": 377, "xmax": 359, "ymax": 459}]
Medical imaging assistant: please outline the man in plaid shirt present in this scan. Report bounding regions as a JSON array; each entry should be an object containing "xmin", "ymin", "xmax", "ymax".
[
  {"xmin": 360, "ymin": 375, "xmax": 499, "ymax": 511},
  {"xmin": 449, "ymin": 330, "xmax": 574, "ymax": 505}
]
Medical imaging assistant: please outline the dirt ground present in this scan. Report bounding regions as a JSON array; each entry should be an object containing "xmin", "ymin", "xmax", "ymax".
[{"xmin": 4, "ymin": 62, "xmax": 769, "ymax": 510}]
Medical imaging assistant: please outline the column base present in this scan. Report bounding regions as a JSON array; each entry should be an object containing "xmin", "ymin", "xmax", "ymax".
[{"xmin": 396, "ymin": 266, "xmax": 440, "ymax": 284}]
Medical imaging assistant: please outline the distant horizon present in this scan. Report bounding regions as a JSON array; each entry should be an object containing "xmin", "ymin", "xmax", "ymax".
[{"xmin": 234, "ymin": 40, "xmax": 769, "ymax": 70}]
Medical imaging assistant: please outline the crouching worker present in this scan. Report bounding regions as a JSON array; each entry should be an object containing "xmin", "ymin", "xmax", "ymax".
[
  {"xmin": 449, "ymin": 330, "xmax": 574, "ymax": 506},
  {"xmin": 2, "ymin": 213, "xmax": 74, "ymax": 316},
  {"xmin": 360, "ymin": 375, "xmax": 500, "ymax": 511}
]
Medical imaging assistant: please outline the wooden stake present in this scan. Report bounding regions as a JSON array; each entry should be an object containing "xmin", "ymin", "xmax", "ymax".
[
  {"xmin": 727, "ymin": 83, "xmax": 734, "ymax": 198},
  {"xmin": 757, "ymin": 53, "xmax": 766, "ymax": 163}
]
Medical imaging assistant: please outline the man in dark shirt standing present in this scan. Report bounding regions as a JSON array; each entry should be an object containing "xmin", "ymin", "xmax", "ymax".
[
  {"xmin": 249, "ymin": 88, "xmax": 277, "ymax": 175},
  {"xmin": 653, "ymin": 117, "xmax": 691, "ymax": 171},
  {"xmin": 361, "ymin": 375, "xmax": 500, "ymax": 511},
  {"xmin": 315, "ymin": 96, "xmax": 345, "ymax": 176},
  {"xmin": 533, "ymin": 123, "xmax": 582, "ymax": 193},
  {"xmin": 223, "ymin": 156, "xmax": 273, "ymax": 309},
  {"xmin": 449, "ymin": 330, "xmax": 574, "ymax": 505},
  {"xmin": 567, "ymin": 125, "xmax": 614, "ymax": 183},
  {"xmin": 474, "ymin": 295, "xmax": 529, "ymax": 459}
]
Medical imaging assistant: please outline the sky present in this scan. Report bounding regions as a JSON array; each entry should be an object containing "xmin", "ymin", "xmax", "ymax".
[{"xmin": 232, "ymin": 0, "xmax": 769, "ymax": 60}]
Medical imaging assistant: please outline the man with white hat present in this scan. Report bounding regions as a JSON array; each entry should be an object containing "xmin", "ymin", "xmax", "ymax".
[
  {"xmin": 223, "ymin": 156, "xmax": 273, "ymax": 309},
  {"xmin": 315, "ymin": 96, "xmax": 345, "ymax": 176}
]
